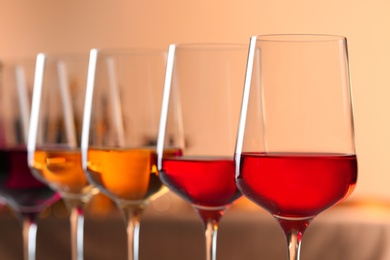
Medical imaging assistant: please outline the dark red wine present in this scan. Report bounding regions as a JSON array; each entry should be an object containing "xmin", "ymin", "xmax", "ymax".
[
  {"xmin": 236, "ymin": 152, "xmax": 357, "ymax": 219},
  {"xmin": 160, "ymin": 157, "xmax": 241, "ymax": 209},
  {"xmin": 0, "ymin": 148, "xmax": 60, "ymax": 214}
]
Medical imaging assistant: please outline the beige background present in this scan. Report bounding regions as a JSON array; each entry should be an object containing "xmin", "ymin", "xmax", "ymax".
[{"xmin": 0, "ymin": 0, "xmax": 388, "ymax": 201}]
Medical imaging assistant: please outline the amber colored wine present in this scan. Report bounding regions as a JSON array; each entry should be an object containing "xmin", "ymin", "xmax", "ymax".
[
  {"xmin": 0, "ymin": 148, "xmax": 60, "ymax": 213},
  {"xmin": 160, "ymin": 156, "xmax": 241, "ymax": 210},
  {"xmin": 86, "ymin": 147, "xmax": 181, "ymax": 202},
  {"xmin": 236, "ymin": 152, "xmax": 357, "ymax": 219},
  {"xmin": 31, "ymin": 149, "xmax": 95, "ymax": 197}
]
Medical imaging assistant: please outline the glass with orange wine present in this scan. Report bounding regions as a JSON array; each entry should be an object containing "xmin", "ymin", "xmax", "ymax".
[
  {"xmin": 0, "ymin": 58, "xmax": 60, "ymax": 260},
  {"xmin": 81, "ymin": 48, "xmax": 174, "ymax": 260},
  {"xmin": 157, "ymin": 44, "xmax": 248, "ymax": 260},
  {"xmin": 28, "ymin": 53, "xmax": 98, "ymax": 260},
  {"xmin": 235, "ymin": 34, "xmax": 358, "ymax": 260}
]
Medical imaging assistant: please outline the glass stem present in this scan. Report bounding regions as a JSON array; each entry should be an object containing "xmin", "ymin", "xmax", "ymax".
[
  {"xmin": 20, "ymin": 212, "xmax": 39, "ymax": 260},
  {"xmin": 285, "ymin": 229, "xmax": 302, "ymax": 260},
  {"xmin": 204, "ymin": 219, "xmax": 218, "ymax": 260},
  {"xmin": 197, "ymin": 208, "xmax": 223, "ymax": 260},
  {"xmin": 121, "ymin": 205, "xmax": 143, "ymax": 260},
  {"xmin": 277, "ymin": 217, "xmax": 312, "ymax": 260},
  {"xmin": 64, "ymin": 197, "xmax": 86, "ymax": 260},
  {"xmin": 70, "ymin": 206, "xmax": 84, "ymax": 260}
]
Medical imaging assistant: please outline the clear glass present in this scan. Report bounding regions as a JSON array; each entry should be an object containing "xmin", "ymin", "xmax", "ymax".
[
  {"xmin": 0, "ymin": 58, "xmax": 60, "ymax": 260},
  {"xmin": 157, "ymin": 44, "xmax": 247, "ymax": 260},
  {"xmin": 81, "ymin": 48, "xmax": 168, "ymax": 260},
  {"xmin": 27, "ymin": 53, "xmax": 97, "ymax": 260},
  {"xmin": 235, "ymin": 34, "xmax": 358, "ymax": 260}
]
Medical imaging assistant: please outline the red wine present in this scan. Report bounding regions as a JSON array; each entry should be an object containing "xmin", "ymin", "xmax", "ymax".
[
  {"xmin": 0, "ymin": 148, "xmax": 60, "ymax": 214},
  {"xmin": 160, "ymin": 156, "xmax": 241, "ymax": 209},
  {"xmin": 236, "ymin": 152, "xmax": 357, "ymax": 219}
]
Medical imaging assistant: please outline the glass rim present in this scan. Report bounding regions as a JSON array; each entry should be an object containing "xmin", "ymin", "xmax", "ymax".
[
  {"xmin": 93, "ymin": 47, "xmax": 167, "ymax": 56},
  {"xmin": 254, "ymin": 34, "xmax": 347, "ymax": 42},
  {"xmin": 37, "ymin": 51, "xmax": 89, "ymax": 59},
  {"xmin": 172, "ymin": 42, "xmax": 248, "ymax": 51}
]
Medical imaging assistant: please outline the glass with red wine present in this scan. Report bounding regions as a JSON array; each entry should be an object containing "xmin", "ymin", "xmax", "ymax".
[
  {"xmin": 235, "ymin": 34, "xmax": 358, "ymax": 260},
  {"xmin": 157, "ymin": 44, "xmax": 248, "ymax": 260},
  {"xmin": 0, "ymin": 58, "xmax": 61, "ymax": 260}
]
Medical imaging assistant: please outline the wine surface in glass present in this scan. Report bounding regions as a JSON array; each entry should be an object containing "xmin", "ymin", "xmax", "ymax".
[
  {"xmin": 160, "ymin": 156, "xmax": 241, "ymax": 209},
  {"xmin": 0, "ymin": 148, "xmax": 59, "ymax": 213},
  {"xmin": 236, "ymin": 152, "xmax": 357, "ymax": 219},
  {"xmin": 86, "ymin": 147, "xmax": 181, "ymax": 202},
  {"xmin": 31, "ymin": 149, "xmax": 95, "ymax": 197}
]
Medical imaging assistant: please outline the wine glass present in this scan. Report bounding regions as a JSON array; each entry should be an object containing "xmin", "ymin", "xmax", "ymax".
[
  {"xmin": 235, "ymin": 34, "xmax": 358, "ymax": 260},
  {"xmin": 27, "ymin": 53, "xmax": 98, "ymax": 260},
  {"xmin": 156, "ymin": 44, "xmax": 247, "ymax": 260},
  {"xmin": 81, "ymin": 48, "xmax": 171, "ymax": 260},
  {"xmin": 0, "ymin": 58, "xmax": 60, "ymax": 260}
]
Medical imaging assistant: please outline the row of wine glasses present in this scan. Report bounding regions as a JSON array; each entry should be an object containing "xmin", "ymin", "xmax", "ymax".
[{"xmin": 0, "ymin": 34, "xmax": 357, "ymax": 260}]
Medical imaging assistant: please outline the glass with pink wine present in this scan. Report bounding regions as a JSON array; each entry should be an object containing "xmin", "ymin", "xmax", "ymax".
[
  {"xmin": 157, "ymin": 44, "xmax": 248, "ymax": 260},
  {"xmin": 0, "ymin": 58, "xmax": 61, "ymax": 260},
  {"xmin": 235, "ymin": 34, "xmax": 358, "ymax": 260}
]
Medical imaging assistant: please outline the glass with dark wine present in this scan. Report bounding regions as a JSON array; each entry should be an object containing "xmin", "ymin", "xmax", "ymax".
[
  {"xmin": 235, "ymin": 34, "xmax": 358, "ymax": 260},
  {"xmin": 27, "ymin": 53, "xmax": 97, "ymax": 260},
  {"xmin": 157, "ymin": 44, "xmax": 248, "ymax": 260},
  {"xmin": 81, "ymin": 48, "xmax": 171, "ymax": 260},
  {"xmin": 0, "ymin": 58, "xmax": 60, "ymax": 260}
]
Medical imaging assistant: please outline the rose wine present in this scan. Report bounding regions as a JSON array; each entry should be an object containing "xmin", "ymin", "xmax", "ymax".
[
  {"xmin": 31, "ymin": 149, "xmax": 95, "ymax": 197},
  {"xmin": 86, "ymin": 147, "xmax": 181, "ymax": 202},
  {"xmin": 236, "ymin": 152, "xmax": 357, "ymax": 219},
  {"xmin": 160, "ymin": 157, "xmax": 241, "ymax": 210},
  {"xmin": 0, "ymin": 148, "xmax": 60, "ymax": 213}
]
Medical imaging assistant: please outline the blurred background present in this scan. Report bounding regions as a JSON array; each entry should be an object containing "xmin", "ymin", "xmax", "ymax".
[{"xmin": 0, "ymin": 0, "xmax": 389, "ymax": 259}]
